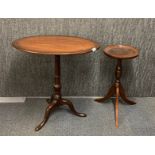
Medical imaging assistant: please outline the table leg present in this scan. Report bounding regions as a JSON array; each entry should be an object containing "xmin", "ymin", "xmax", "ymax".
[
  {"xmin": 119, "ymin": 83, "xmax": 136, "ymax": 105},
  {"xmin": 95, "ymin": 85, "xmax": 115, "ymax": 103},
  {"xmin": 35, "ymin": 55, "xmax": 86, "ymax": 131},
  {"xmin": 115, "ymin": 84, "xmax": 119, "ymax": 128},
  {"xmin": 35, "ymin": 100, "xmax": 58, "ymax": 131},
  {"xmin": 61, "ymin": 99, "xmax": 86, "ymax": 117}
]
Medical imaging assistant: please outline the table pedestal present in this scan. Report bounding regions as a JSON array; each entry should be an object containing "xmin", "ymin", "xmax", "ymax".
[
  {"xmin": 95, "ymin": 59, "xmax": 136, "ymax": 128},
  {"xmin": 35, "ymin": 55, "xmax": 86, "ymax": 131}
]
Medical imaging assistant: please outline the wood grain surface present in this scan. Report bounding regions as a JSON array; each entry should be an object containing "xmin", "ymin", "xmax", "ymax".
[
  {"xmin": 13, "ymin": 35, "xmax": 99, "ymax": 55},
  {"xmin": 0, "ymin": 18, "xmax": 154, "ymax": 97},
  {"xmin": 104, "ymin": 45, "xmax": 139, "ymax": 59}
]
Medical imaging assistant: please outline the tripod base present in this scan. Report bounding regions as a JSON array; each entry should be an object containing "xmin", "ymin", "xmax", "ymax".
[
  {"xmin": 95, "ymin": 83, "xmax": 136, "ymax": 128},
  {"xmin": 35, "ymin": 55, "xmax": 86, "ymax": 131},
  {"xmin": 35, "ymin": 98, "xmax": 86, "ymax": 131}
]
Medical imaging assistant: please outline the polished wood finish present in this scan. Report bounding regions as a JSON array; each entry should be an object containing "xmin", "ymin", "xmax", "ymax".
[
  {"xmin": 13, "ymin": 35, "xmax": 99, "ymax": 131},
  {"xmin": 12, "ymin": 35, "xmax": 99, "ymax": 55},
  {"xmin": 104, "ymin": 45, "xmax": 139, "ymax": 59},
  {"xmin": 95, "ymin": 45, "xmax": 139, "ymax": 128},
  {"xmin": 35, "ymin": 56, "xmax": 86, "ymax": 131}
]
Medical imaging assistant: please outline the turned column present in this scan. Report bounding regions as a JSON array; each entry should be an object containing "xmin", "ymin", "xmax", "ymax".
[{"xmin": 53, "ymin": 55, "xmax": 61, "ymax": 100}]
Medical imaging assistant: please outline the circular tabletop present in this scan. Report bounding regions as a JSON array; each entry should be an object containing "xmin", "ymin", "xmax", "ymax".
[
  {"xmin": 104, "ymin": 45, "xmax": 139, "ymax": 59},
  {"xmin": 12, "ymin": 35, "xmax": 99, "ymax": 55}
]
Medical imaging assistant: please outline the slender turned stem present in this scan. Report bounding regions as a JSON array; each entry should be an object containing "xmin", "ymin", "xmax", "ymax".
[
  {"xmin": 53, "ymin": 55, "xmax": 61, "ymax": 100},
  {"xmin": 115, "ymin": 59, "xmax": 122, "ymax": 84}
]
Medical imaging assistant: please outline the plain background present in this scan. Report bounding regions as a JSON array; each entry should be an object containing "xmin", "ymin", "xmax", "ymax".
[{"xmin": 0, "ymin": 18, "xmax": 154, "ymax": 97}]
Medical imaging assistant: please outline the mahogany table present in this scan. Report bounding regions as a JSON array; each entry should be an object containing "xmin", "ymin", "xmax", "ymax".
[
  {"xmin": 12, "ymin": 35, "xmax": 99, "ymax": 131},
  {"xmin": 95, "ymin": 44, "xmax": 139, "ymax": 128}
]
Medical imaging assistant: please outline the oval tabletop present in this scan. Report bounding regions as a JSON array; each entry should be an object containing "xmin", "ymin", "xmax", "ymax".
[
  {"xmin": 12, "ymin": 35, "xmax": 99, "ymax": 55},
  {"xmin": 104, "ymin": 45, "xmax": 139, "ymax": 59}
]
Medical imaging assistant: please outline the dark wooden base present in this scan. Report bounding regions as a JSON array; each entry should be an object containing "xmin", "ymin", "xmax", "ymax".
[
  {"xmin": 95, "ymin": 83, "xmax": 136, "ymax": 105},
  {"xmin": 95, "ymin": 83, "xmax": 136, "ymax": 128},
  {"xmin": 35, "ymin": 55, "xmax": 86, "ymax": 131},
  {"xmin": 95, "ymin": 59, "xmax": 136, "ymax": 128},
  {"xmin": 35, "ymin": 97, "xmax": 86, "ymax": 131}
]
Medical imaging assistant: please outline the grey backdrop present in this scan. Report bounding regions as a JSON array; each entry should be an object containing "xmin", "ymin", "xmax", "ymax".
[{"xmin": 0, "ymin": 18, "xmax": 154, "ymax": 97}]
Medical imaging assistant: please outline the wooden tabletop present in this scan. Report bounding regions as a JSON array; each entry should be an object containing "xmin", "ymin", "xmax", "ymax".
[
  {"xmin": 12, "ymin": 35, "xmax": 99, "ymax": 55},
  {"xmin": 104, "ymin": 45, "xmax": 139, "ymax": 59}
]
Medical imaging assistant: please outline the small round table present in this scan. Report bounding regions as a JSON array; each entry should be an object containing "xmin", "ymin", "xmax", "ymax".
[
  {"xmin": 12, "ymin": 35, "xmax": 99, "ymax": 131},
  {"xmin": 95, "ymin": 45, "xmax": 139, "ymax": 128}
]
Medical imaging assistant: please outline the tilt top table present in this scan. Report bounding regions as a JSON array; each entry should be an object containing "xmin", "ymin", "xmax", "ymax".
[{"xmin": 12, "ymin": 35, "xmax": 99, "ymax": 131}]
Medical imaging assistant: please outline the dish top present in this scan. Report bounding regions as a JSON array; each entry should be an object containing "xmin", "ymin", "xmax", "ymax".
[{"xmin": 104, "ymin": 45, "xmax": 139, "ymax": 59}]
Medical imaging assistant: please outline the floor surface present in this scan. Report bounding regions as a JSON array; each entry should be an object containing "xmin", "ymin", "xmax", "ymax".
[{"xmin": 0, "ymin": 97, "xmax": 155, "ymax": 136}]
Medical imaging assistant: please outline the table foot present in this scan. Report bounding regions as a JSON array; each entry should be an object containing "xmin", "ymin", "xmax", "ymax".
[
  {"xmin": 35, "ymin": 100, "xmax": 58, "ymax": 131},
  {"xmin": 61, "ymin": 99, "xmax": 87, "ymax": 117},
  {"xmin": 119, "ymin": 84, "xmax": 136, "ymax": 105}
]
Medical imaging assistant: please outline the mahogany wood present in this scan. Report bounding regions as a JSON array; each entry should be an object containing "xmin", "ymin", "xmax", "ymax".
[
  {"xmin": 104, "ymin": 44, "xmax": 139, "ymax": 59},
  {"xmin": 12, "ymin": 35, "xmax": 99, "ymax": 131},
  {"xmin": 35, "ymin": 56, "xmax": 86, "ymax": 131},
  {"xmin": 95, "ymin": 45, "xmax": 139, "ymax": 128},
  {"xmin": 12, "ymin": 35, "xmax": 99, "ymax": 55}
]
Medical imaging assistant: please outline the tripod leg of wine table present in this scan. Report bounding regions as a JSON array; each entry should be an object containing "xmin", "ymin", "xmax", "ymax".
[{"xmin": 35, "ymin": 55, "xmax": 87, "ymax": 131}]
